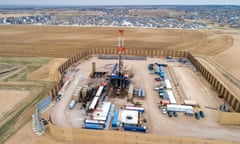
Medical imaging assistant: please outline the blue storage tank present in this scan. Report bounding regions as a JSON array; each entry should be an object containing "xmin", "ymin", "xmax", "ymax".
[
  {"xmin": 112, "ymin": 109, "xmax": 120, "ymax": 128},
  {"xmin": 124, "ymin": 125, "xmax": 146, "ymax": 133}
]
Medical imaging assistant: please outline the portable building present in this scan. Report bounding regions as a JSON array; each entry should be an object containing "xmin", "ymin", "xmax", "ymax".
[
  {"xmin": 93, "ymin": 102, "xmax": 112, "ymax": 121},
  {"xmin": 120, "ymin": 110, "xmax": 139, "ymax": 125},
  {"xmin": 128, "ymin": 84, "xmax": 134, "ymax": 100},
  {"xmin": 183, "ymin": 100, "xmax": 199, "ymax": 107}
]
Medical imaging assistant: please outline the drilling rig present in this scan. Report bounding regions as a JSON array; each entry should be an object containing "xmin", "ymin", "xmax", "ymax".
[
  {"xmin": 109, "ymin": 29, "xmax": 130, "ymax": 97},
  {"xmin": 117, "ymin": 29, "xmax": 126, "ymax": 76}
]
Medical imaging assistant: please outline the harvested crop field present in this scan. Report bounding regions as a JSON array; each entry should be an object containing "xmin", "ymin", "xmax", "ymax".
[
  {"xmin": 0, "ymin": 25, "xmax": 232, "ymax": 57},
  {"xmin": 27, "ymin": 58, "xmax": 67, "ymax": 81},
  {"xmin": 0, "ymin": 89, "xmax": 29, "ymax": 118}
]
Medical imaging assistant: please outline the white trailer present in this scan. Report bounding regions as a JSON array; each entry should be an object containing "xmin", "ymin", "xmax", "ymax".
[
  {"xmin": 89, "ymin": 96, "xmax": 100, "ymax": 110},
  {"xmin": 167, "ymin": 90, "xmax": 176, "ymax": 104},
  {"xmin": 167, "ymin": 104, "xmax": 193, "ymax": 113},
  {"xmin": 165, "ymin": 79, "xmax": 172, "ymax": 89}
]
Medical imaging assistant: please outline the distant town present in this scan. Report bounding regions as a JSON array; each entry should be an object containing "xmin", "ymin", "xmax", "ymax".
[{"xmin": 0, "ymin": 5, "xmax": 240, "ymax": 29}]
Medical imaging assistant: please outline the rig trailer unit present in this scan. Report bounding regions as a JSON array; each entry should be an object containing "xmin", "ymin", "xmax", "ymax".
[
  {"xmin": 83, "ymin": 123, "xmax": 104, "ymax": 130},
  {"xmin": 183, "ymin": 100, "xmax": 199, "ymax": 107},
  {"xmin": 89, "ymin": 86, "xmax": 104, "ymax": 110},
  {"xmin": 124, "ymin": 125, "xmax": 147, "ymax": 133},
  {"xmin": 125, "ymin": 106, "xmax": 145, "ymax": 113}
]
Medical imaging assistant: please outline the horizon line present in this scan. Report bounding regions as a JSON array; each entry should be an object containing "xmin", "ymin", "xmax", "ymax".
[{"xmin": 0, "ymin": 4, "xmax": 240, "ymax": 7}]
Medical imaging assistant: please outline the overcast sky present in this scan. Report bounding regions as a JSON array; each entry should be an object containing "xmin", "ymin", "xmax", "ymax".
[{"xmin": 0, "ymin": 0, "xmax": 240, "ymax": 6}]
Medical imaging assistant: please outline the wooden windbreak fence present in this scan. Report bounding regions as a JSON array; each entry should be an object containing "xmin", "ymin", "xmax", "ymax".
[
  {"xmin": 46, "ymin": 47, "xmax": 240, "ymax": 141},
  {"xmin": 187, "ymin": 53, "xmax": 240, "ymax": 113},
  {"xmin": 48, "ymin": 123, "xmax": 238, "ymax": 144},
  {"xmin": 219, "ymin": 112, "xmax": 240, "ymax": 125}
]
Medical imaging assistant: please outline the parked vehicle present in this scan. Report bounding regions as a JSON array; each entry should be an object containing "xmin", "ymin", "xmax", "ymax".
[
  {"xmin": 155, "ymin": 77, "xmax": 162, "ymax": 81},
  {"xmin": 155, "ymin": 62, "xmax": 168, "ymax": 67},
  {"xmin": 69, "ymin": 100, "xmax": 76, "ymax": 109},
  {"xmin": 160, "ymin": 100, "xmax": 169, "ymax": 106},
  {"xmin": 148, "ymin": 64, "xmax": 154, "ymax": 70},
  {"xmin": 195, "ymin": 112, "xmax": 200, "ymax": 120},
  {"xmin": 199, "ymin": 111, "xmax": 205, "ymax": 118},
  {"xmin": 161, "ymin": 107, "xmax": 167, "ymax": 114},
  {"xmin": 218, "ymin": 95, "xmax": 224, "ymax": 99},
  {"xmin": 168, "ymin": 111, "xmax": 173, "ymax": 117},
  {"xmin": 173, "ymin": 111, "xmax": 178, "ymax": 117},
  {"xmin": 158, "ymin": 89, "xmax": 165, "ymax": 93}
]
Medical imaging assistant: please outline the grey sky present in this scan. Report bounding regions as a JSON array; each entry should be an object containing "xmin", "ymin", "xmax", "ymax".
[{"xmin": 0, "ymin": 0, "xmax": 240, "ymax": 5}]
